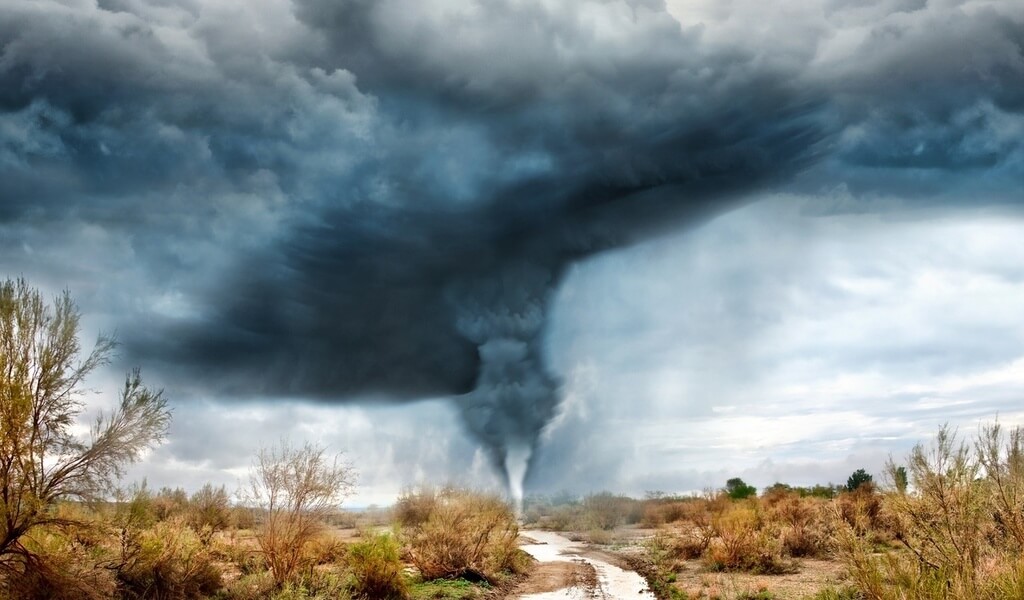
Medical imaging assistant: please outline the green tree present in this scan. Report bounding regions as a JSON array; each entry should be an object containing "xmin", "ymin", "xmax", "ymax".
[
  {"xmin": 0, "ymin": 278, "xmax": 171, "ymax": 576},
  {"xmin": 725, "ymin": 477, "xmax": 757, "ymax": 500},
  {"xmin": 846, "ymin": 468, "xmax": 873, "ymax": 492},
  {"xmin": 893, "ymin": 465, "xmax": 908, "ymax": 494}
]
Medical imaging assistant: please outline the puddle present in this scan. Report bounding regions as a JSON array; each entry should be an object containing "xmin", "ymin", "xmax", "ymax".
[{"xmin": 518, "ymin": 531, "xmax": 656, "ymax": 599}]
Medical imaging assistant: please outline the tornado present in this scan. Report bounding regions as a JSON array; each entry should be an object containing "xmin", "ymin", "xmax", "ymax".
[{"xmin": 6, "ymin": 0, "xmax": 1020, "ymax": 501}]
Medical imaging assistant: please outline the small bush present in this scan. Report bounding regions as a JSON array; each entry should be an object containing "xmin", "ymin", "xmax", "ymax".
[
  {"xmin": 586, "ymin": 528, "xmax": 614, "ymax": 545},
  {"xmin": 769, "ymin": 495, "xmax": 830, "ymax": 558},
  {"xmin": 395, "ymin": 487, "xmax": 439, "ymax": 528},
  {"xmin": 402, "ymin": 487, "xmax": 523, "ymax": 583},
  {"xmin": 6, "ymin": 526, "xmax": 118, "ymax": 600},
  {"xmin": 347, "ymin": 532, "xmax": 409, "ymax": 599},
  {"xmin": 303, "ymin": 534, "xmax": 349, "ymax": 566},
  {"xmin": 153, "ymin": 487, "xmax": 190, "ymax": 522},
  {"xmin": 836, "ymin": 483, "xmax": 884, "ymax": 538},
  {"xmin": 581, "ymin": 492, "xmax": 641, "ymax": 530},
  {"xmin": 115, "ymin": 517, "xmax": 224, "ymax": 600},
  {"xmin": 630, "ymin": 535, "xmax": 687, "ymax": 600},
  {"xmin": 703, "ymin": 505, "xmax": 795, "ymax": 574},
  {"xmin": 188, "ymin": 484, "xmax": 231, "ymax": 544}
]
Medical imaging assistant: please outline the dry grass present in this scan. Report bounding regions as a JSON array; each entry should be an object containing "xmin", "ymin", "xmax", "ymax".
[
  {"xmin": 671, "ymin": 559, "xmax": 848, "ymax": 600},
  {"xmin": 830, "ymin": 422, "xmax": 1024, "ymax": 600}
]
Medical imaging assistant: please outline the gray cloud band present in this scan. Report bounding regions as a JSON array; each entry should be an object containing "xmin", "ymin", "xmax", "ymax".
[{"xmin": 1, "ymin": 0, "xmax": 1022, "ymax": 499}]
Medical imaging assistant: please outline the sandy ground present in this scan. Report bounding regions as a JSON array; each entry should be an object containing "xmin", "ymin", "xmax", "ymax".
[
  {"xmin": 509, "ymin": 560, "xmax": 598, "ymax": 597},
  {"xmin": 668, "ymin": 559, "xmax": 848, "ymax": 599}
]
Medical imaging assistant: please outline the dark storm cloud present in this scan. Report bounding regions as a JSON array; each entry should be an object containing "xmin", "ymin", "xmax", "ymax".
[{"xmin": 2, "ymin": 0, "xmax": 1022, "ymax": 492}]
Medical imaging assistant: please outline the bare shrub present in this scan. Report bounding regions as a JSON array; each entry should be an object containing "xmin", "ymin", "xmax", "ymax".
[
  {"xmin": 246, "ymin": 440, "xmax": 356, "ymax": 587},
  {"xmin": 674, "ymin": 528, "xmax": 712, "ymax": 560},
  {"xmin": 582, "ymin": 492, "xmax": 641, "ymax": 530},
  {"xmin": 682, "ymin": 492, "xmax": 727, "ymax": 559},
  {"xmin": 401, "ymin": 487, "xmax": 524, "ymax": 583}
]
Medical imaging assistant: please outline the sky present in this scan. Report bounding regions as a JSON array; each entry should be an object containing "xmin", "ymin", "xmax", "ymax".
[{"xmin": 1, "ymin": 0, "xmax": 1023, "ymax": 506}]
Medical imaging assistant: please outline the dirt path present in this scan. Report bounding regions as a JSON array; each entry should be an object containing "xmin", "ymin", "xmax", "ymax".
[{"xmin": 515, "ymin": 531, "xmax": 656, "ymax": 599}]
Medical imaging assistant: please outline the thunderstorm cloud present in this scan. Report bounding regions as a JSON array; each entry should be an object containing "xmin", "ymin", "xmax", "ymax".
[{"xmin": 2, "ymin": 0, "xmax": 1022, "ymax": 499}]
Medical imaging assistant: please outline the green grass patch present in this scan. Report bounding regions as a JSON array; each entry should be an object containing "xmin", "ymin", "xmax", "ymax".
[{"xmin": 407, "ymin": 578, "xmax": 490, "ymax": 600}]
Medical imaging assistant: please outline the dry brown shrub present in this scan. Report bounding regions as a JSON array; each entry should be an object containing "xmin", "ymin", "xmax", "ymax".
[
  {"xmin": 115, "ymin": 517, "xmax": 224, "ymax": 600},
  {"xmin": 768, "ymin": 494, "xmax": 830, "ymax": 558},
  {"xmin": 837, "ymin": 483, "xmax": 884, "ymax": 537},
  {"xmin": 672, "ymin": 523, "xmax": 713, "ymax": 559},
  {"xmin": 394, "ymin": 486, "xmax": 438, "ymax": 528},
  {"xmin": 581, "ymin": 492, "xmax": 641, "ymax": 530},
  {"xmin": 302, "ymin": 533, "xmax": 349, "ymax": 566},
  {"xmin": 586, "ymin": 528, "xmax": 614, "ymax": 545},
  {"xmin": 641, "ymin": 500, "xmax": 690, "ymax": 527},
  {"xmin": 832, "ymin": 422, "xmax": 1024, "ymax": 600},
  {"xmin": 402, "ymin": 487, "xmax": 524, "ymax": 583},
  {"xmin": 2, "ymin": 527, "xmax": 117, "ymax": 600},
  {"xmin": 703, "ymin": 504, "xmax": 795, "ymax": 574},
  {"xmin": 682, "ymin": 494, "xmax": 725, "ymax": 558},
  {"xmin": 187, "ymin": 484, "xmax": 231, "ymax": 544},
  {"xmin": 246, "ymin": 439, "xmax": 356, "ymax": 587}
]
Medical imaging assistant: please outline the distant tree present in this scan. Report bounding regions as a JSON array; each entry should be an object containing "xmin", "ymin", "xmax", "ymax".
[
  {"xmin": 802, "ymin": 483, "xmax": 843, "ymax": 499},
  {"xmin": 246, "ymin": 439, "xmax": 356, "ymax": 586},
  {"xmin": 764, "ymin": 482, "xmax": 793, "ymax": 495},
  {"xmin": 550, "ymin": 490, "xmax": 580, "ymax": 506},
  {"xmin": 153, "ymin": 485, "xmax": 190, "ymax": 520},
  {"xmin": 892, "ymin": 465, "xmax": 909, "ymax": 494},
  {"xmin": 0, "ymin": 278, "xmax": 171, "ymax": 577},
  {"xmin": 725, "ymin": 477, "xmax": 757, "ymax": 500},
  {"xmin": 846, "ymin": 468, "xmax": 874, "ymax": 492},
  {"xmin": 189, "ymin": 483, "xmax": 232, "ymax": 544}
]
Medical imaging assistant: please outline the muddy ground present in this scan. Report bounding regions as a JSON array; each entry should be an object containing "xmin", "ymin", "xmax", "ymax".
[{"xmin": 517, "ymin": 528, "xmax": 850, "ymax": 600}]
